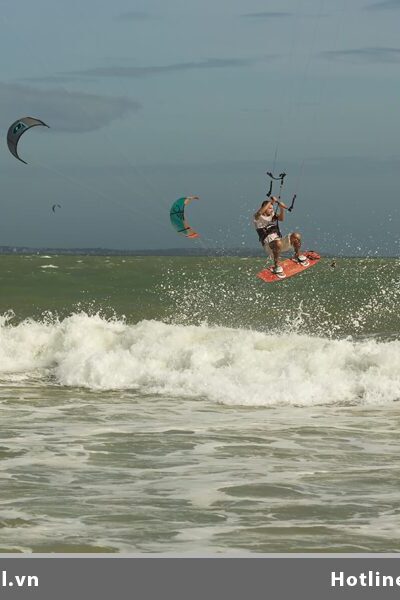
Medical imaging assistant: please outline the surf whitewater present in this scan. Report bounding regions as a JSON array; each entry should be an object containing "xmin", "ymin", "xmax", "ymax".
[{"xmin": 0, "ymin": 312, "xmax": 398, "ymax": 406}]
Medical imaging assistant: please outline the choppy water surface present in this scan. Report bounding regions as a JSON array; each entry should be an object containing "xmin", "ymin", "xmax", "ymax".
[{"xmin": 0, "ymin": 255, "xmax": 399, "ymax": 552}]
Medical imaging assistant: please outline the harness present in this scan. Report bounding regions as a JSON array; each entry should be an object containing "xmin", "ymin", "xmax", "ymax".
[{"xmin": 256, "ymin": 214, "xmax": 282, "ymax": 246}]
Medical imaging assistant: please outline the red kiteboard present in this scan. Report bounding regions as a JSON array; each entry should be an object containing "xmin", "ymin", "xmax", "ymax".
[{"xmin": 257, "ymin": 251, "xmax": 321, "ymax": 283}]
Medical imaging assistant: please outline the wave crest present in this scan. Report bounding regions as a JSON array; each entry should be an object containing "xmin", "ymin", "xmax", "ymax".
[{"xmin": 0, "ymin": 312, "xmax": 399, "ymax": 406}]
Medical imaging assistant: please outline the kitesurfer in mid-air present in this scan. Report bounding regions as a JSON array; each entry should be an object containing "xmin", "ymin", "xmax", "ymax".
[{"xmin": 253, "ymin": 196, "xmax": 307, "ymax": 275}]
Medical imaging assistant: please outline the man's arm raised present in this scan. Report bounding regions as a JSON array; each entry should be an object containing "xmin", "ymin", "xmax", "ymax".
[{"xmin": 270, "ymin": 196, "xmax": 287, "ymax": 221}]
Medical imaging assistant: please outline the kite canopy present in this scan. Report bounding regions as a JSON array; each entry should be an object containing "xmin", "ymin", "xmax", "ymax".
[
  {"xmin": 169, "ymin": 196, "xmax": 200, "ymax": 238},
  {"xmin": 7, "ymin": 117, "xmax": 49, "ymax": 164},
  {"xmin": 52, "ymin": 204, "xmax": 61, "ymax": 212}
]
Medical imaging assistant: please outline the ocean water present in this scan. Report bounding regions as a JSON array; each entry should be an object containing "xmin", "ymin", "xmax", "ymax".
[{"xmin": 0, "ymin": 255, "xmax": 399, "ymax": 553}]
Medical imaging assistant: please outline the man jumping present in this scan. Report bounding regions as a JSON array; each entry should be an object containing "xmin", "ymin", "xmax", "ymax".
[{"xmin": 253, "ymin": 196, "xmax": 307, "ymax": 275}]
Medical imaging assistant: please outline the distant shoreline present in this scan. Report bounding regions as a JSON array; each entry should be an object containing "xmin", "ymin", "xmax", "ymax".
[{"xmin": 0, "ymin": 246, "xmax": 397, "ymax": 258}]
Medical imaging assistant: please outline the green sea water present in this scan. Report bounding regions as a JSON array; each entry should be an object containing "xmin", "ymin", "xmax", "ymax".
[
  {"xmin": 0, "ymin": 255, "xmax": 398, "ymax": 336},
  {"xmin": 0, "ymin": 255, "xmax": 399, "ymax": 553}
]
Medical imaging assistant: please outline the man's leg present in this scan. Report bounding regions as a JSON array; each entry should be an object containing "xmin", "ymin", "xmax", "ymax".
[
  {"xmin": 290, "ymin": 232, "xmax": 301, "ymax": 257},
  {"xmin": 289, "ymin": 232, "xmax": 308, "ymax": 264},
  {"xmin": 270, "ymin": 239, "xmax": 282, "ymax": 268}
]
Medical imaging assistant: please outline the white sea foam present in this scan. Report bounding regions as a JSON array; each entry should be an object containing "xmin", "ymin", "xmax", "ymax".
[{"xmin": 0, "ymin": 313, "xmax": 398, "ymax": 406}]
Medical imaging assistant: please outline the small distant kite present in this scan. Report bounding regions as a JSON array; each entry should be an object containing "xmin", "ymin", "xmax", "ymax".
[
  {"xmin": 169, "ymin": 196, "xmax": 200, "ymax": 238},
  {"xmin": 7, "ymin": 117, "xmax": 49, "ymax": 164},
  {"xmin": 52, "ymin": 204, "xmax": 61, "ymax": 213}
]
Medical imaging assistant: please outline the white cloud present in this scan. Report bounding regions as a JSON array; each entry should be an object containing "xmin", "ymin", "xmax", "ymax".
[
  {"xmin": 321, "ymin": 47, "xmax": 400, "ymax": 63},
  {"xmin": 65, "ymin": 57, "xmax": 268, "ymax": 79},
  {"xmin": 0, "ymin": 82, "xmax": 141, "ymax": 133},
  {"xmin": 365, "ymin": 0, "xmax": 400, "ymax": 10}
]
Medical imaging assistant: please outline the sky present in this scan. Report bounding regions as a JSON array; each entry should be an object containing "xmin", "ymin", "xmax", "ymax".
[{"xmin": 0, "ymin": 0, "xmax": 399, "ymax": 254}]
